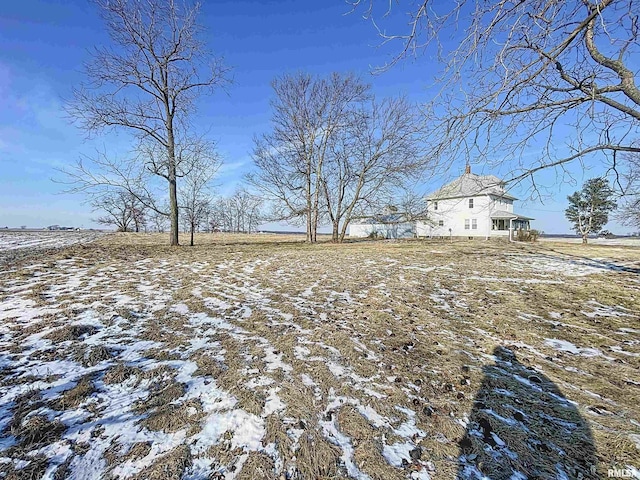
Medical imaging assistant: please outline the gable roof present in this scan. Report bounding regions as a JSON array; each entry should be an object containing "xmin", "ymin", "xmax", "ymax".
[{"xmin": 426, "ymin": 173, "xmax": 517, "ymax": 201}]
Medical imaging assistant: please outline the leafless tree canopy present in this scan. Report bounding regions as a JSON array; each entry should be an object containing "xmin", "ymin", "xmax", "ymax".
[
  {"xmin": 92, "ymin": 190, "xmax": 146, "ymax": 232},
  {"xmin": 180, "ymin": 149, "xmax": 220, "ymax": 246},
  {"xmin": 249, "ymin": 72, "xmax": 426, "ymax": 242},
  {"xmin": 248, "ymin": 73, "xmax": 371, "ymax": 242},
  {"xmin": 66, "ymin": 0, "xmax": 230, "ymax": 245},
  {"xmin": 209, "ymin": 189, "xmax": 264, "ymax": 234},
  {"xmin": 350, "ymin": 0, "xmax": 640, "ymax": 189},
  {"xmin": 323, "ymin": 96, "xmax": 427, "ymax": 241},
  {"xmin": 149, "ymin": 208, "xmax": 168, "ymax": 233},
  {"xmin": 615, "ymin": 152, "xmax": 640, "ymax": 230}
]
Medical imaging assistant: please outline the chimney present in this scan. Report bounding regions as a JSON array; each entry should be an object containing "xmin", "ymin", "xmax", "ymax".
[{"xmin": 465, "ymin": 163, "xmax": 471, "ymax": 174}]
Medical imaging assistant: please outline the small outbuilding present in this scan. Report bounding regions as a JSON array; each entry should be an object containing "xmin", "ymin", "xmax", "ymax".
[{"xmin": 348, "ymin": 213, "xmax": 415, "ymax": 239}]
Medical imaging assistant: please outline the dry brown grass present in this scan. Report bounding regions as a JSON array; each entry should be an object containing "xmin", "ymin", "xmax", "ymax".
[
  {"xmin": 45, "ymin": 324, "xmax": 97, "ymax": 343},
  {"xmin": 295, "ymin": 432, "xmax": 343, "ymax": 479},
  {"xmin": 53, "ymin": 375, "xmax": 95, "ymax": 410},
  {"xmin": 1, "ymin": 454, "xmax": 49, "ymax": 480},
  {"xmin": 103, "ymin": 363, "xmax": 139, "ymax": 385},
  {"xmin": 132, "ymin": 445, "xmax": 192, "ymax": 480},
  {"xmin": 338, "ymin": 406, "xmax": 404, "ymax": 480},
  {"xmin": 2, "ymin": 233, "xmax": 639, "ymax": 479},
  {"xmin": 236, "ymin": 452, "xmax": 278, "ymax": 480},
  {"xmin": 13, "ymin": 415, "xmax": 66, "ymax": 451}
]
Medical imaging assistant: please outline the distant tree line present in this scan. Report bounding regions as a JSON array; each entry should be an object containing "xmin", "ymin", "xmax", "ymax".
[
  {"xmin": 209, "ymin": 189, "xmax": 263, "ymax": 234},
  {"xmin": 95, "ymin": 186, "xmax": 264, "ymax": 236}
]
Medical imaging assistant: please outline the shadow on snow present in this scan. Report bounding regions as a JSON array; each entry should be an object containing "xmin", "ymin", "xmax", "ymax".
[{"xmin": 458, "ymin": 346, "xmax": 598, "ymax": 480}]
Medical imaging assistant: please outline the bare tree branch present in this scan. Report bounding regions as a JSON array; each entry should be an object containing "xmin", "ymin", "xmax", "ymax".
[
  {"xmin": 66, "ymin": 0, "xmax": 230, "ymax": 245},
  {"xmin": 350, "ymin": 0, "xmax": 640, "ymax": 191}
]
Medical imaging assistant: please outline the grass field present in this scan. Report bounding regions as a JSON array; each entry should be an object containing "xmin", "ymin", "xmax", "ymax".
[{"xmin": 0, "ymin": 233, "xmax": 639, "ymax": 479}]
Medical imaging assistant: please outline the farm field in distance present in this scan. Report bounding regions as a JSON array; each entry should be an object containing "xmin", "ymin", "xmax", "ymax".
[{"xmin": 0, "ymin": 232, "xmax": 639, "ymax": 479}]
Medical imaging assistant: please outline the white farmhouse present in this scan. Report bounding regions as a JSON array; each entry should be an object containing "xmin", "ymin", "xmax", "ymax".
[{"xmin": 416, "ymin": 165, "xmax": 533, "ymax": 239}]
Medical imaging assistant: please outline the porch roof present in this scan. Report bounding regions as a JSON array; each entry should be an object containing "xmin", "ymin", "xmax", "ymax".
[{"xmin": 491, "ymin": 210, "xmax": 534, "ymax": 220}]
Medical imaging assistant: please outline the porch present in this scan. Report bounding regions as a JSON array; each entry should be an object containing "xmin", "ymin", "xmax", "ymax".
[{"xmin": 490, "ymin": 211, "xmax": 533, "ymax": 237}]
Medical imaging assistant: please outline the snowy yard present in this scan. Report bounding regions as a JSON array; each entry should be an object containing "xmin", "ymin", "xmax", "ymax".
[
  {"xmin": 0, "ymin": 231, "xmax": 106, "ymax": 252},
  {"xmin": 0, "ymin": 231, "xmax": 106, "ymax": 268},
  {"xmin": 0, "ymin": 234, "xmax": 639, "ymax": 479}
]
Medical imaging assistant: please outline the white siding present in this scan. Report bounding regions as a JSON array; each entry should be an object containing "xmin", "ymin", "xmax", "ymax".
[
  {"xmin": 348, "ymin": 223, "xmax": 415, "ymax": 239},
  {"xmin": 490, "ymin": 195, "xmax": 514, "ymax": 213},
  {"xmin": 418, "ymin": 195, "xmax": 493, "ymax": 237}
]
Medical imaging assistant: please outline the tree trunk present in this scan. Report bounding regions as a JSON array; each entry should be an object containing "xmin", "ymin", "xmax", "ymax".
[
  {"xmin": 167, "ymin": 115, "xmax": 179, "ymax": 246},
  {"xmin": 311, "ymin": 212, "xmax": 318, "ymax": 243},
  {"xmin": 169, "ymin": 174, "xmax": 179, "ymax": 245},
  {"xmin": 339, "ymin": 225, "xmax": 348, "ymax": 243},
  {"xmin": 190, "ymin": 224, "xmax": 195, "ymax": 246},
  {"xmin": 582, "ymin": 235, "xmax": 588, "ymax": 244},
  {"xmin": 332, "ymin": 221, "xmax": 340, "ymax": 243},
  {"xmin": 306, "ymin": 174, "xmax": 312, "ymax": 243}
]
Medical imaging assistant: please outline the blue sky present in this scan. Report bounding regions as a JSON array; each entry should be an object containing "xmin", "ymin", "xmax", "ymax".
[{"xmin": 0, "ymin": 0, "xmax": 629, "ymax": 234}]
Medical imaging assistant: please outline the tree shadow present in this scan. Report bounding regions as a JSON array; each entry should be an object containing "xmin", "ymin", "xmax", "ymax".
[{"xmin": 458, "ymin": 346, "xmax": 598, "ymax": 479}]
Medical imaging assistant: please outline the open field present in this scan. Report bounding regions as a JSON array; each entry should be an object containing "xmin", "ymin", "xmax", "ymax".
[
  {"xmin": 539, "ymin": 236, "xmax": 640, "ymax": 247},
  {"xmin": 0, "ymin": 233, "xmax": 639, "ymax": 479},
  {"xmin": 0, "ymin": 231, "xmax": 106, "ymax": 252},
  {"xmin": 0, "ymin": 231, "xmax": 106, "ymax": 269}
]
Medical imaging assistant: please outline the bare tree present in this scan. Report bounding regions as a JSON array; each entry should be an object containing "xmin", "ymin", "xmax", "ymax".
[
  {"xmin": 350, "ymin": 0, "xmax": 640, "ymax": 188},
  {"xmin": 64, "ymin": 137, "xmax": 218, "ymax": 236},
  {"xmin": 180, "ymin": 151, "xmax": 220, "ymax": 246},
  {"xmin": 67, "ymin": 0, "xmax": 230, "ymax": 245},
  {"xmin": 210, "ymin": 189, "xmax": 263, "ymax": 233},
  {"xmin": 92, "ymin": 190, "xmax": 138, "ymax": 232},
  {"xmin": 149, "ymin": 208, "xmax": 168, "ymax": 233},
  {"xmin": 322, "ymin": 96, "xmax": 426, "ymax": 242},
  {"xmin": 248, "ymin": 73, "xmax": 370, "ymax": 242}
]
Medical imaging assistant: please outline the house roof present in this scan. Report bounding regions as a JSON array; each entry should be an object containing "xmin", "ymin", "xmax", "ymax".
[
  {"xmin": 426, "ymin": 172, "xmax": 517, "ymax": 201},
  {"xmin": 490, "ymin": 210, "xmax": 534, "ymax": 220}
]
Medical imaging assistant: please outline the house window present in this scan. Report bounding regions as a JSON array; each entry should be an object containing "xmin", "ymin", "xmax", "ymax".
[
  {"xmin": 438, "ymin": 220, "xmax": 444, "ymax": 227},
  {"xmin": 472, "ymin": 219, "xmax": 477, "ymax": 230},
  {"xmin": 464, "ymin": 219, "xmax": 470, "ymax": 230},
  {"xmin": 433, "ymin": 201, "xmax": 438, "ymax": 211},
  {"xmin": 469, "ymin": 198, "xmax": 474, "ymax": 208}
]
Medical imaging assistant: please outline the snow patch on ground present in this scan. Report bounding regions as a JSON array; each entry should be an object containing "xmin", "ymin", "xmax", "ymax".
[{"xmin": 544, "ymin": 339, "xmax": 602, "ymax": 357}]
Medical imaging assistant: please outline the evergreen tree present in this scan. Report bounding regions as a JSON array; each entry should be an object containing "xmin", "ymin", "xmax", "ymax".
[{"xmin": 565, "ymin": 178, "xmax": 617, "ymax": 244}]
